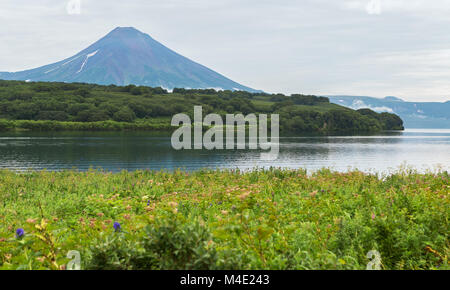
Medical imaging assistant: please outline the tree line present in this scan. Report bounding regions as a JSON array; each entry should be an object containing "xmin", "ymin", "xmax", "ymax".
[{"xmin": 0, "ymin": 80, "xmax": 404, "ymax": 133}]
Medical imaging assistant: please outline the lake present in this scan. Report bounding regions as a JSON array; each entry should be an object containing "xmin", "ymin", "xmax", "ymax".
[{"xmin": 0, "ymin": 129, "xmax": 449, "ymax": 173}]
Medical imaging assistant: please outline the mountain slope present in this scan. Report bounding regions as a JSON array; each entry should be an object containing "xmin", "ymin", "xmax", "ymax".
[
  {"xmin": 0, "ymin": 27, "xmax": 257, "ymax": 92},
  {"xmin": 327, "ymin": 95, "xmax": 450, "ymax": 128}
]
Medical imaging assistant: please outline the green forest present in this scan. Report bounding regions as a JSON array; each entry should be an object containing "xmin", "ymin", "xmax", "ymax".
[{"xmin": 0, "ymin": 80, "xmax": 404, "ymax": 133}]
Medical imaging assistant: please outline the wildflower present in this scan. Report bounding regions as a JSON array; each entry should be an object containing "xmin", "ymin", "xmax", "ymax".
[
  {"xmin": 147, "ymin": 200, "xmax": 150, "ymax": 206},
  {"xmin": 371, "ymin": 213, "xmax": 376, "ymax": 220},
  {"xmin": 16, "ymin": 228, "xmax": 25, "ymax": 239},
  {"xmin": 239, "ymin": 192, "xmax": 250, "ymax": 200},
  {"xmin": 113, "ymin": 222, "xmax": 121, "ymax": 232}
]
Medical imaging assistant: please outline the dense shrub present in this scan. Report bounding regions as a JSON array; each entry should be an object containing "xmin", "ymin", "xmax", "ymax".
[
  {"xmin": 85, "ymin": 218, "xmax": 220, "ymax": 270},
  {"xmin": 0, "ymin": 80, "xmax": 403, "ymax": 133},
  {"xmin": 113, "ymin": 107, "xmax": 136, "ymax": 122}
]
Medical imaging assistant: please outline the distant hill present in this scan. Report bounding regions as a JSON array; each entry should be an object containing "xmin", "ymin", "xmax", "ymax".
[
  {"xmin": 0, "ymin": 27, "xmax": 258, "ymax": 92},
  {"xmin": 327, "ymin": 96, "xmax": 450, "ymax": 128},
  {"xmin": 0, "ymin": 80, "xmax": 403, "ymax": 134}
]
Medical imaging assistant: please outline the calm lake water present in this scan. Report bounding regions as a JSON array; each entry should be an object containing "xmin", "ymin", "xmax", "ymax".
[{"xmin": 0, "ymin": 129, "xmax": 449, "ymax": 173}]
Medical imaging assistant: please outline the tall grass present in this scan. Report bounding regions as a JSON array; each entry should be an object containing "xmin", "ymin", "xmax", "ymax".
[{"xmin": 0, "ymin": 168, "xmax": 448, "ymax": 269}]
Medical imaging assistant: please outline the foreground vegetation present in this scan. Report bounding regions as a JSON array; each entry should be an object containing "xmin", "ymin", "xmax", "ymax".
[
  {"xmin": 0, "ymin": 80, "xmax": 404, "ymax": 133},
  {"xmin": 0, "ymin": 168, "xmax": 447, "ymax": 270}
]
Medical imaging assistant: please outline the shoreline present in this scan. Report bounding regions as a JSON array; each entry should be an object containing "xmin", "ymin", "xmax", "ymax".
[{"xmin": 0, "ymin": 119, "xmax": 403, "ymax": 134}]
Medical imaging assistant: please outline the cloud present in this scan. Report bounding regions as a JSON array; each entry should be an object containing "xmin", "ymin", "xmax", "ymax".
[
  {"xmin": 343, "ymin": 0, "xmax": 450, "ymax": 15},
  {"xmin": 0, "ymin": 0, "xmax": 449, "ymax": 102},
  {"xmin": 351, "ymin": 100, "xmax": 394, "ymax": 113}
]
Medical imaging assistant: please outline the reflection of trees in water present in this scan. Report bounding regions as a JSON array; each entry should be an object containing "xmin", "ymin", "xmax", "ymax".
[{"xmin": 0, "ymin": 131, "xmax": 447, "ymax": 172}]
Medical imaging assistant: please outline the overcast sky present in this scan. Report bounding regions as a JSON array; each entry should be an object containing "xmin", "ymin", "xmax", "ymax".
[{"xmin": 1, "ymin": 0, "xmax": 449, "ymax": 102}]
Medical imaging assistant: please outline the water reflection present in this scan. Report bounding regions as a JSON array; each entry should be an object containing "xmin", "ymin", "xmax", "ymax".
[{"xmin": 0, "ymin": 129, "xmax": 448, "ymax": 173}]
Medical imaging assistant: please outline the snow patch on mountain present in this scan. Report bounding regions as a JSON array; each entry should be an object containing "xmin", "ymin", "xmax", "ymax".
[
  {"xmin": 63, "ymin": 55, "xmax": 83, "ymax": 66},
  {"xmin": 77, "ymin": 50, "xmax": 99, "ymax": 74},
  {"xmin": 45, "ymin": 67, "xmax": 58, "ymax": 74}
]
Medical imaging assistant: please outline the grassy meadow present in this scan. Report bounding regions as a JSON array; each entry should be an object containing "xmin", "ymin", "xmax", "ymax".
[{"xmin": 0, "ymin": 168, "xmax": 448, "ymax": 270}]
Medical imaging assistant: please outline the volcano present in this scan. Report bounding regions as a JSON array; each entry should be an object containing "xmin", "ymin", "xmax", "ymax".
[{"xmin": 0, "ymin": 27, "xmax": 257, "ymax": 92}]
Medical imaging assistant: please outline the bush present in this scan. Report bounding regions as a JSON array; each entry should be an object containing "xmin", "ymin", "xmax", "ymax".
[
  {"xmin": 85, "ymin": 218, "xmax": 219, "ymax": 270},
  {"xmin": 84, "ymin": 232, "xmax": 151, "ymax": 270},
  {"xmin": 142, "ymin": 218, "xmax": 219, "ymax": 270},
  {"xmin": 113, "ymin": 107, "xmax": 136, "ymax": 122},
  {"xmin": 0, "ymin": 119, "xmax": 13, "ymax": 131}
]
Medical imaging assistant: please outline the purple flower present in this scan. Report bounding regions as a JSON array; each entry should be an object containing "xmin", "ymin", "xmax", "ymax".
[
  {"xmin": 113, "ymin": 222, "xmax": 121, "ymax": 232},
  {"xmin": 16, "ymin": 228, "xmax": 25, "ymax": 239},
  {"xmin": 147, "ymin": 200, "xmax": 150, "ymax": 206}
]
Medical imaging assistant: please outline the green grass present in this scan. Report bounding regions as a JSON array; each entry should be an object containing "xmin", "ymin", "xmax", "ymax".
[{"xmin": 0, "ymin": 168, "xmax": 448, "ymax": 270}]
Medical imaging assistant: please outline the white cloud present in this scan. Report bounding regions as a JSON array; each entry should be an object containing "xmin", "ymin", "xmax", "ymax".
[
  {"xmin": 0, "ymin": 0, "xmax": 449, "ymax": 102},
  {"xmin": 343, "ymin": 0, "xmax": 450, "ymax": 15},
  {"xmin": 351, "ymin": 100, "xmax": 394, "ymax": 113}
]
